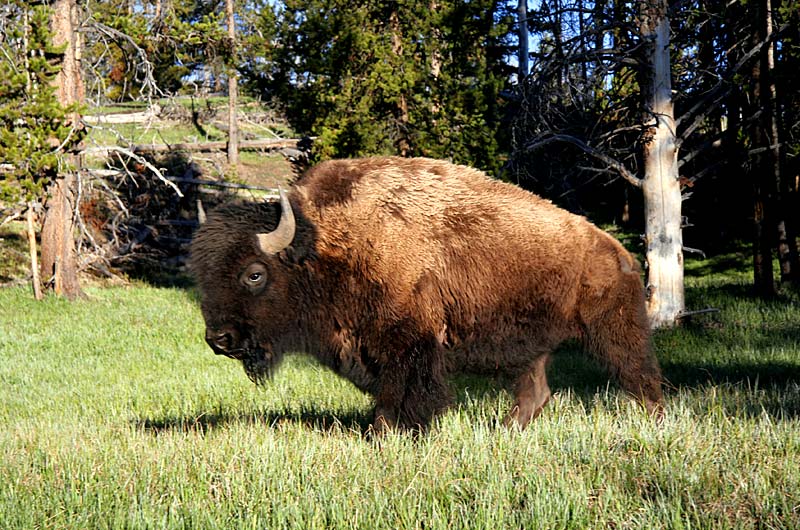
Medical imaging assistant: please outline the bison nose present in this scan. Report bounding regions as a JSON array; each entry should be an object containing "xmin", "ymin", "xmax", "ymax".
[{"xmin": 205, "ymin": 329, "xmax": 237, "ymax": 354}]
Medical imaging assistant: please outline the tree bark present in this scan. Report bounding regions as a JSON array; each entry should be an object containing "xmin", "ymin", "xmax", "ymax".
[
  {"xmin": 639, "ymin": 0, "xmax": 685, "ymax": 328},
  {"xmin": 390, "ymin": 9, "xmax": 411, "ymax": 156},
  {"xmin": 40, "ymin": 0, "xmax": 84, "ymax": 300},
  {"xmin": 226, "ymin": 0, "xmax": 239, "ymax": 166},
  {"xmin": 40, "ymin": 174, "xmax": 82, "ymax": 299},
  {"xmin": 750, "ymin": 0, "xmax": 779, "ymax": 296},
  {"xmin": 761, "ymin": 0, "xmax": 799, "ymax": 284},
  {"xmin": 517, "ymin": 0, "xmax": 529, "ymax": 80},
  {"xmin": 26, "ymin": 204, "xmax": 43, "ymax": 301}
]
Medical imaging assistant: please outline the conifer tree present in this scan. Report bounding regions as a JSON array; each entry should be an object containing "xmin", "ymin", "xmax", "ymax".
[
  {"xmin": 272, "ymin": 0, "xmax": 513, "ymax": 172},
  {"xmin": 0, "ymin": 1, "xmax": 79, "ymax": 205},
  {"xmin": 0, "ymin": 0, "xmax": 85, "ymax": 299}
]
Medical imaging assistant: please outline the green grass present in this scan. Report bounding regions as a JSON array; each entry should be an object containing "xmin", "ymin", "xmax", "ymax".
[
  {"xmin": 0, "ymin": 221, "xmax": 29, "ymax": 284},
  {"xmin": 1, "ymin": 272, "xmax": 799, "ymax": 529},
  {"xmin": 84, "ymin": 96, "xmax": 294, "ymax": 149},
  {"xmin": 85, "ymin": 121, "xmax": 228, "ymax": 148}
]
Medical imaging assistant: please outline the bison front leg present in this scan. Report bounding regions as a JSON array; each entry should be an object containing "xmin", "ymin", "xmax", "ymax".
[
  {"xmin": 504, "ymin": 353, "xmax": 552, "ymax": 428},
  {"xmin": 583, "ymin": 310, "xmax": 665, "ymax": 418},
  {"xmin": 371, "ymin": 336, "xmax": 451, "ymax": 435}
]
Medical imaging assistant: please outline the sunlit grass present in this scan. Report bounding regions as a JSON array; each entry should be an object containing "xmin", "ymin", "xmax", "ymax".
[{"xmin": 1, "ymin": 271, "xmax": 799, "ymax": 528}]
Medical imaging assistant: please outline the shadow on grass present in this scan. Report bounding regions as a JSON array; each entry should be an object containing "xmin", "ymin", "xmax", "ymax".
[
  {"xmin": 139, "ymin": 277, "xmax": 800, "ymax": 434},
  {"xmin": 137, "ymin": 349, "xmax": 800, "ymax": 436},
  {"xmin": 684, "ymin": 252, "xmax": 750, "ymax": 279},
  {"xmin": 543, "ymin": 344, "xmax": 800, "ymax": 421},
  {"xmin": 136, "ymin": 407, "xmax": 373, "ymax": 436}
]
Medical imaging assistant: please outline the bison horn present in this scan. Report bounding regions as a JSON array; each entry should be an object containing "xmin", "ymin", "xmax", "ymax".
[
  {"xmin": 256, "ymin": 187, "xmax": 296, "ymax": 254},
  {"xmin": 196, "ymin": 199, "xmax": 207, "ymax": 225}
]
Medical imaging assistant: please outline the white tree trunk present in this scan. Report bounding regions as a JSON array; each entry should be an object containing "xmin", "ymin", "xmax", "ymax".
[
  {"xmin": 226, "ymin": 0, "xmax": 239, "ymax": 166},
  {"xmin": 640, "ymin": 0, "xmax": 684, "ymax": 328}
]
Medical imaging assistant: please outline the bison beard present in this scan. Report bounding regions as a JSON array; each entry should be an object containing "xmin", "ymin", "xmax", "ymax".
[
  {"xmin": 241, "ymin": 347, "xmax": 273, "ymax": 384},
  {"xmin": 190, "ymin": 156, "xmax": 665, "ymax": 433}
]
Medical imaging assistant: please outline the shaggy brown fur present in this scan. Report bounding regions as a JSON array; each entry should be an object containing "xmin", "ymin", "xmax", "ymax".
[{"xmin": 190, "ymin": 156, "xmax": 664, "ymax": 432}]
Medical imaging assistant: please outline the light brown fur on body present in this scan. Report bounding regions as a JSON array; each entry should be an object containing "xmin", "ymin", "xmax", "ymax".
[{"xmin": 191, "ymin": 156, "xmax": 664, "ymax": 432}]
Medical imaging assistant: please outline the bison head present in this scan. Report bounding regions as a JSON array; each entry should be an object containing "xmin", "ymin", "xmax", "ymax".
[{"xmin": 190, "ymin": 190, "xmax": 299, "ymax": 383}]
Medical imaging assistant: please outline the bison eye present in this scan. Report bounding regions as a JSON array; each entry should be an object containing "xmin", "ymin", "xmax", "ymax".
[{"xmin": 241, "ymin": 262, "xmax": 268, "ymax": 292}]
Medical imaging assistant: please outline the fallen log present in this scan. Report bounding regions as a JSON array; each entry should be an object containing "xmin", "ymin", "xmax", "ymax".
[{"xmin": 131, "ymin": 138, "xmax": 301, "ymax": 153}]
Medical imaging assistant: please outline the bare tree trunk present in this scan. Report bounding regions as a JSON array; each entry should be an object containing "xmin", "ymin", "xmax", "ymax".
[
  {"xmin": 761, "ymin": 0, "xmax": 799, "ymax": 284},
  {"xmin": 40, "ymin": 174, "xmax": 83, "ymax": 299},
  {"xmin": 428, "ymin": 1, "xmax": 442, "ymax": 120},
  {"xmin": 745, "ymin": 0, "xmax": 776, "ymax": 297},
  {"xmin": 390, "ymin": 9, "xmax": 410, "ymax": 156},
  {"xmin": 26, "ymin": 204, "xmax": 43, "ymax": 301},
  {"xmin": 517, "ymin": 0, "xmax": 529, "ymax": 80},
  {"xmin": 753, "ymin": 194, "xmax": 775, "ymax": 296},
  {"xmin": 551, "ymin": 0, "xmax": 565, "ymax": 85},
  {"xmin": 40, "ymin": 0, "xmax": 84, "ymax": 300},
  {"xmin": 639, "ymin": 0, "xmax": 684, "ymax": 328},
  {"xmin": 226, "ymin": 0, "xmax": 239, "ymax": 166}
]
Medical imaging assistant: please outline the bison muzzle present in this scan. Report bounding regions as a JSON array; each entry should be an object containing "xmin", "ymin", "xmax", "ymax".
[{"xmin": 190, "ymin": 156, "xmax": 664, "ymax": 432}]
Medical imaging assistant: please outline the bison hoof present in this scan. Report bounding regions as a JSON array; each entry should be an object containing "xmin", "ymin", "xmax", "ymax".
[
  {"xmin": 369, "ymin": 414, "xmax": 396, "ymax": 437},
  {"xmin": 645, "ymin": 399, "xmax": 666, "ymax": 422}
]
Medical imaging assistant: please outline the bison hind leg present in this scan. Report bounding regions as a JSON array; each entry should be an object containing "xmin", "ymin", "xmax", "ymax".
[{"xmin": 504, "ymin": 353, "xmax": 552, "ymax": 428}]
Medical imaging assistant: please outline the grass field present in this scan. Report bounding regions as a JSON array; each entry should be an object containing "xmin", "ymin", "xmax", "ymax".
[{"xmin": 1, "ymin": 266, "xmax": 800, "ymax": 528}]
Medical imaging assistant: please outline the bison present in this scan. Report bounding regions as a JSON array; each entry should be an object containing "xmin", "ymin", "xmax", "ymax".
[{"xmin": 190, "ymin": 156, "xmax": 664, "ymax": 432}]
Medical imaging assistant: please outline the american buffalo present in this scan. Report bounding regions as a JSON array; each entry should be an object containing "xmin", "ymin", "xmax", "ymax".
[{"xmin": 190, "ymin": 156, "xmax": 664, "ymax": 432}]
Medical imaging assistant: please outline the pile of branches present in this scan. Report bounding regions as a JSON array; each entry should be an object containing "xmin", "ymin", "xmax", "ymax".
[{"xmin": 77, "ymin": 150, "xmax": 238, "ymax": 284}]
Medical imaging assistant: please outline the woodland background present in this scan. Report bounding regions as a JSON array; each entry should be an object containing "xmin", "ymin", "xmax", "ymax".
[
  {"xmin": 2, "ymin": 3, "xmax": 800, "ymax": 527},
  {"xmin": 1, "ymin": 0, "xmax": 799, "ymax": 320}
]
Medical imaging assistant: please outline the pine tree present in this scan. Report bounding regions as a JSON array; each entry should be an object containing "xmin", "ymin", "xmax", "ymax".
[
  {"xmin": 0, "ymin": 1, "xmax": 80, "ymax": 205},
  {"xmin": 0, "ymin": 0, "xmax": 85, "ymax": 299},
  {"xmin": 272, "ymin": 0, "xmax": 513, "ymax": 172}
]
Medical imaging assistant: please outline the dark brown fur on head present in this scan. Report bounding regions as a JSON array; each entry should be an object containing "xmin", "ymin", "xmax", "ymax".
[{"xmin": 190, "ymin": 156, "xmax": 664, "ymax": 432}]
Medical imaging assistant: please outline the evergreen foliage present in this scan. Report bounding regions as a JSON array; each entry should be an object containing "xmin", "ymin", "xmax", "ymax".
[
  {"xmin": 0, "ymin": 1, "xmax": 83, "ymax": 204},
  {"xmin": 271, "ymin": 0, "xmax": 514, "ymax": 172},
  {"xmin": 86, "ymin": 0, "xmax": 227, "ymax": 100}
]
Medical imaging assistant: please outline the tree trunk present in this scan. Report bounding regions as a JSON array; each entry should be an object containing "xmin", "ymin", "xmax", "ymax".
[
  {"xmin": 753, "ymin": 194, "xmax": 775, "ymax": 296},
  {"xmin": 517, "ymin": 0, "xmax": 529, "ymax": 80},
  {"xmin": 428, "ymin": 1, "xmax": 442, "ymax": 119},
  {"xmin": 226, "ymin": 0, "xmax": 239, "ymax": 166},
  {"xmin": 761, "ymin": 0, "xmax": 800, "ymax": 284},
  {"xmin": 26, "ymin": 203, "xmax": 43, "ymax": 301},
  {"xmin": 390, "ymin": 9, "xmax": 411, "ymax": 156},
  {"xmin": 40, "ymin": 174, "xmax": 82, "ymax": 299},
  {"xmin": 749, "ymin": 0, "xmax": 778, "ymax": 296},
  {"xmin": 639, "ymin": 0, "xmax": 684, "ymax": 328},
  {"xmin": 551, "ymin": 0, "xmax": 565, "ymax": 86},
  {"xmin": 40, "ymin": 0, "xmax": 84, "ymax": 300}
]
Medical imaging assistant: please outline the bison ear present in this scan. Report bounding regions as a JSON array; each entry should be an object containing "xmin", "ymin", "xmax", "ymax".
[
  {"xmin": 256, "ymin": 187, "xmax": 296, "ymax": 255},
  {"xmin": 278, "ymin": 245, "xmax": 303, "ymax": 266}
]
